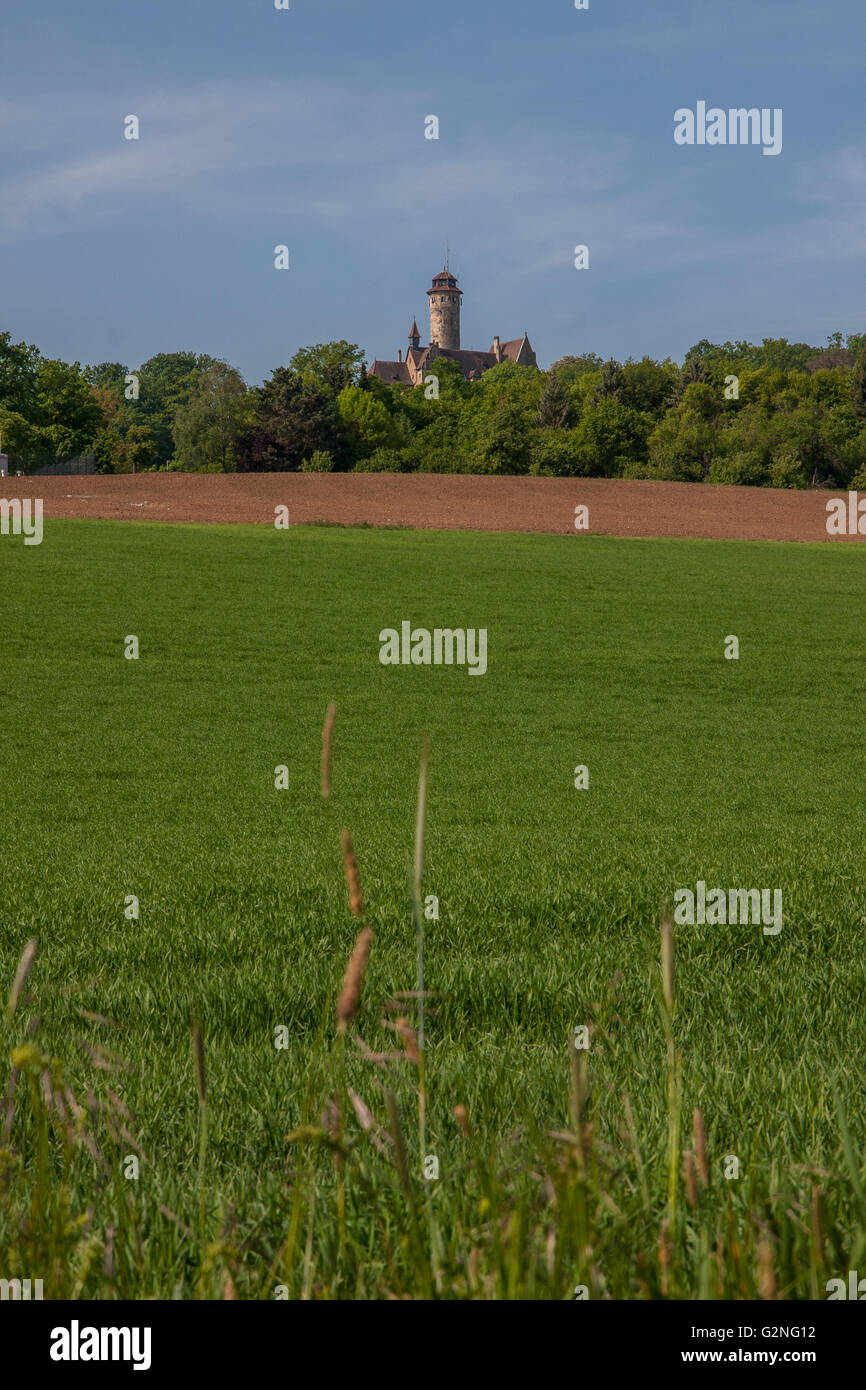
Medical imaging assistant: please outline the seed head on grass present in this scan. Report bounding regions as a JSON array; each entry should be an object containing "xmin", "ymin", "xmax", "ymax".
[
  {"xmin": 321, "ymin": 702, "xmax": 336, "ymax": 799},
  {"xmin": 758, "ymin": 1239, "xmax": 777, "ymax": 1300},
  {"xmin": 682, "ymin": 1149, "xmax": 698, "ymax": 1209},
  {"xmin": 393, "ymin": 1016, "xmax": 420, "ymax": 1065},
  {"xmin": 51, "ymin": 1084, "xmax": 75, "ymax": 1148},
  {"xmin": 453, "ymin": 1104, "xmax": 470, "ymax": 1138},
  {"xmin": 336, "ymin": 927, "xmax": 373, "ymax": 1035},
  {"xmin": 347, "ymin": 1086, "xmax": 391, "ymax": 1155},
  {"xmin": 320, "ymin": 1096, "xmax": 341, "ymax": 1138},
  {"xmin": 7, "ymin": 938, "xmax": 37, "ymax": 1017},
  {"xmin": 693, "ymin": 1107, "xmax": 709, "ymax": 1187},
  {"xmin": 341, "ymin": 829, "xmax": 363, "ymax": 919}
]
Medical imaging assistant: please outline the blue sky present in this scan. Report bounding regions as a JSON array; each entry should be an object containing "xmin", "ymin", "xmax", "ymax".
[{"xmin": 1, "ymin": 0, "xmax": 864, "ymax": 382}]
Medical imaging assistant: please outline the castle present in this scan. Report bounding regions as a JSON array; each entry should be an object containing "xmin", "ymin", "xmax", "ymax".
[{"xmin": 369, "ymin": 266, "xmax": 537, "ymax": 386}]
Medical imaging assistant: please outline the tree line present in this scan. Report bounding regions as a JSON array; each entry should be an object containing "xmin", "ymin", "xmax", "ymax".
[{"xmin": 3, "ymin": 329, "xmax": 866, "ymax": 488}]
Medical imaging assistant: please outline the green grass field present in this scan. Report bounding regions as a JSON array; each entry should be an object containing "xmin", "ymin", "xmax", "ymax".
[{"xmin": 2, "ymin": 518, "xmax": 865, "ymax": 1299}]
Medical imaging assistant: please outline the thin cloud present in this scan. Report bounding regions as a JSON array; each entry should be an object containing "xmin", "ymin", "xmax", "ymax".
[{"xmin": 0, "ymin": 77, "xmax": 690, "ymax": 281}]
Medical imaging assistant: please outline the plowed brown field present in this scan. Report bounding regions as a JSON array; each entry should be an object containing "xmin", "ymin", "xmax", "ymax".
[{"xmin": 9, "ymin": 472, "xmax": 864, "ymax": 542}]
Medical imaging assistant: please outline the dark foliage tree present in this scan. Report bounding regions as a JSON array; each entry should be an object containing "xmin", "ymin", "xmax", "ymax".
[
  {"xmin": 620, "ymin": 357, "xmax": 679, "ymax": 415},
  {"xmin": 595, "ymin": 358, "xmax": 624, "ymax": 402},
  {"xmin": 236, "ymin": 368, "xmax": 343, "ymax": 472},
  {"xmin": 852, "ymin": 342, "xmax": 866, "ymax": 420},
  {"xmin": 537, "ymin": 371, "xmax": 573, "ymax": 428},
  {"xmin": 478, "ymin": 400, "xmax": 532, "ymax": 474},
  {"xmin": 84, "ymin": 362, "xmax": 129, "ymax": 397},
  {"xmin": 0, "ymin": 332, "xmax": 41, "ymax": 417}
]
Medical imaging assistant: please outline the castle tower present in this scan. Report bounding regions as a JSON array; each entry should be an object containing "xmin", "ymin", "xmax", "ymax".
[
  {"xmin": 408, "ymin": 319, "xmax": 421, "ymax": 351},
  {"xmin": 427, "ymin": 267, "xmax": 462, "ymax": 350}
]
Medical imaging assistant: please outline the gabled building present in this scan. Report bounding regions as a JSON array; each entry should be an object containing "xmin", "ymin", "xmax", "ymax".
[{"xmin": 370, "ymin": 267, "xmax": 537, "ymax": 385}]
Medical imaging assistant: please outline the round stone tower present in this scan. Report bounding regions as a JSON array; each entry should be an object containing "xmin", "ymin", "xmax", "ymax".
[{"xmin": 427, "ymin": 267, "xmax": 462, "ymax": 350}]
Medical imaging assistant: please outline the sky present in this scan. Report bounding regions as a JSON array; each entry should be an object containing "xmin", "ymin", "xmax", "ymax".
[{"xmin": 1, "ymin": 0, "xmax": 864, "ymax": 383}]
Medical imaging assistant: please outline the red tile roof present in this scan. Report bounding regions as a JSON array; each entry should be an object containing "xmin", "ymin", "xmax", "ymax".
[
  {"xmin": 428, "ymin": 270, "xmax": 462, "ymax": 295},
  {"xmin": 499, "ymin": 338, "xmax": 526, "ymax": 359},
  {"xmin": 369, "ymin": 360, "xmax": 412, "ymax": 385},
  {"xmin": 371, "ymin": 336, "xmax": 535, "ymax": 384}
]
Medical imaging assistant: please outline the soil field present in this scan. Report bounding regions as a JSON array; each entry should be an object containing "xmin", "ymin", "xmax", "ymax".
[{"xmin": 6, "ymin": 471, "xmax": 864, "ymax": 542}]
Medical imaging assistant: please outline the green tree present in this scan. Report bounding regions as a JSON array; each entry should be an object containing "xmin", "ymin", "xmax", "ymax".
[
  {"xmin": 172, "ymin": 362, "xmax": 249, "ymax": 472},
  {"xmin": 289, "ymin": 341, "xmax": 366, "ymax": 395},
  {"xmin": 418, "ymin": 355, "xmax": 470, "ymax": 402},
  {"xmin": 472, "ymin": 362, "xmax": 543, "ymax": 421},
  {"xmin": 537, "ymin": 372, "xmax": 573, "ymax": 428},
  {"xmin": 124, "ymin": 426, "xmax": 159, "ymax": 473},
  {"xmin": 529, "ymin": 426, "xmax": 582, "ymax": 476},
  {"xmin": 837, "ymin": 425, "xmax": 866, "ymax": 483},
  {"xmin": 84, "ymin": 362, "xmax": 130, "ymax": 401},
  {"xmin": 0, "ymin": 404, "xmax": 36, "ymax": 458},
  {"xmin": 672, "ymin": 354, "xmax": 707, "ymax": 401},
  {"xmin": 32, "ymin": 358, "xmax": 105, "ymax": 456},
  {"xmin": 548, "ymin": 353, "xmax": 604, "ymax": 386},
  {"xmin": 595, "ymin": 358, "xmax": 624, "ymax": 402},
  {"xmin": 0, "ymin": 332, "xmax": 40, "ymax": 416},
  {"xmin": 336, "ymin": 384, "xmax": 398, "ymax": 460},
  {"xmin": 300, "ymin": 449, "xmax": 335, "ymax": 472},
  {"xmin": 619, "ymin": 358, "xmax": 679, "ymax": 416},
  {"xmin": 572, "ymin": 396, "xmax": 649, "ymax": 476},
  {"xmin": 477, "ymin": 400, "xmax": 532, "ymax": 474},
  {"xmin": 769, "ymin": 451, "xmax": 808, "ymax": 489},
  {"xmin": 93, "ymin": 422, "xmax": 158, "ymax": 474},
  {"xmin": 757, "ymin": 338, "xmax": 821, "ymax": 373},
  {"xmin": 400, "ymin": 406, "xmax": 468, "ymax": 472},
  {"xmin": 126, "ymin": 352, "xmax": 217, "ymax": 467},
  {"xmin": 353, "ymin": 446, "xmax": 405, "ymax": 473},
  {"xmin": 708, "ymin": 450, "xmax": 770, "ymax": 486},
  {"xmin": 851, "ymin": 342, "xmax": 866, "ymax": 420},
  {"xmin": 646, "ymin": 383, "xmax": 721, "ymax": 481}
]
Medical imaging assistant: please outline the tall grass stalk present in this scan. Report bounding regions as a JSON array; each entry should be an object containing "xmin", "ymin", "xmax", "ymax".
[
  {"xmin": 190, "ymin": 1006, "xmax": 207, "ymax": 1241},
  {"xmin": 335, "ymin": 834, "xmax": 371, "ymax": 1259},
  {"xmin": 660, "ymin": 907, "xmax": 681, "ymax": 1229},
  {"xmin": 412, "ymin": 735, "xmax": 429, "ymax": 1160}
]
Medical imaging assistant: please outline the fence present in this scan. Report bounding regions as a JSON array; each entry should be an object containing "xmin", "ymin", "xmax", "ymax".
[{"xmin": 8, "ymin": 452, "xmax": 97, "ymax": 477}]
